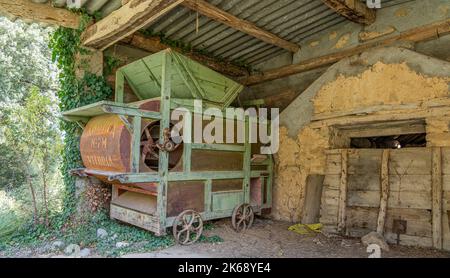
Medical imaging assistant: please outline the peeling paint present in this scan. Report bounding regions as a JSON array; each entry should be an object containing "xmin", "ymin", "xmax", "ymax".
[
  {"xmin": 394, "ymin": 8, "xmax": 409, "ymax": 17},
  {"xmin": 334, "ymin": 33, "xmax": 351, "ymax": 49},
  {"xmin": 309, "ymin": 41, "xmax": 320, "ymax": 47}
]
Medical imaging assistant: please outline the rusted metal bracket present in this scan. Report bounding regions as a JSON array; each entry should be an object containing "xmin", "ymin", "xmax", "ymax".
[{"xmin": 393, "ymin": 219, "xmax": 407, "ymax": 245}]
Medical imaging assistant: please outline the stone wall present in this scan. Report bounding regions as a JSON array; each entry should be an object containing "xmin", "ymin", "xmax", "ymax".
[{"xmin": 271, "ymin": 47, "xmax": 450, "ymax": 222}]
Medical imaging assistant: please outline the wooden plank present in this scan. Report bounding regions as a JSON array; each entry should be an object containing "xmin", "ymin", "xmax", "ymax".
[
  {"xmin": 346, "ymin": 155, "xmax": 430, "ymax": 192},
  {"xmin": 346, "ymin": 207, "xmax": 433, "ymax": 238},
  {"xmin": 337, "ymin": 150, "xmax": 348, "ymax": 234},
  {"xmin": 432, "ymin": 147, "xmax": 443, "ymax": 249},
  {"xmin": 377, "ymin": 149, "xmax": 390, "ymax": 234},
  {"xmin": 191, "ymin": 143, "xmax": 245, "ymax": 152},
  {"xmin": 326, "ymin": 154, "xmax": 342, "ymax": 174},
  {"xmin": 389, "ymin": 148, "xmax": 432, "ymax": 175},
  {"xmin": 241, "ymin": 19, "xmax": 450, "ymax": 85},
  {"xmin": 115, "ymin": 70, "xmax": 125, "ymax": 103},
  {"xmin": 130, "ymin": 116, "xmax": 141, "ymax": 173},
  {"xmin": 348, "ymin": 149, "xmax": 382, "ymax": 175},
  {"xmin": 82, "ymin": 0, "xmax": 185, "ymax": 50},
  {"xmin": 0, "ymin": 0, "xmax": 80, "ymax": 29},
  {"xmin": 127, "ymin": 34, "xmax": 248, "ymax": 77},
  {"xmin": 384, "ymin": 233, "xmax": 433, "ymax": 248},
  {"xmin": 323, "ymin": 174, "xmax": 340, "ymax": 190},
  {"xmin": 442, "ymin": 148, "xmax": 450, "ymax": 175},
  {"xmin": 348, "ymin": 190, "xmax": 432, "ymax": 209},
  {"xmin": 156, "ymin": 50, "xmax": 172, "ymax": 235},
  {"xmin": 110, "ymin": 204, "xmax": 160, "ymax": 233},
  {"xmin": 302, "ymin": 175, "xmax": 325, "ymax": 224},
  {"xmin": 181, "ymin": 0, "xmax": 299, "ymax": 53},
  {"xmin": 347, "ymin": 191, "xmax": 380, "ymax": 208},
  {"xmin": 204, "ymin": 180, "xmax": 212, "ymax": 213},
  {"xmin": 321, "ymin": 0, "xmax": 376, "ymax": 25},
  {"xmin": 243, "ymin": 117, "xmax": 252, "ymax": 204},
  {"xmin": 102, "ymin": 104, "xmax": 161, "ymax": 120}
]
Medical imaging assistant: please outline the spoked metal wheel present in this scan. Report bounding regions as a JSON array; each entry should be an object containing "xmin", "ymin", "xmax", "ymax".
[
  {"xmin": 172, "ymin": 210, "xmax": 203, "ymax": 245},
  {"xmin": 231, "ymin": 204, "xmax": 254, "ymax": 232}
]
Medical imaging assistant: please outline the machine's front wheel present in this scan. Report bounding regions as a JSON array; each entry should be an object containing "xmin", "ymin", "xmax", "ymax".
[
  {"xmin": 231, "ymin": 204, "xmax": 254, "ymax": 232},
  {"xmin": 172, "ymin": 210, "xmax": 203, "ymax": 245}
]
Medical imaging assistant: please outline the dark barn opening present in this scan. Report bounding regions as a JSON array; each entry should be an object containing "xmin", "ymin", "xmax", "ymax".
[{"xmin": 350, "ymin": 133, "xmax": 427, "ymax": 149}]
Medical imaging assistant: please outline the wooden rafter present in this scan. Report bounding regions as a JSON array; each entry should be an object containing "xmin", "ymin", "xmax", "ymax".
[
  {"xmin": 123, "ymin": 33, "xmax": 249, "ymax": 77},
  {"xmin": 242, "ymin": 19, "xmax": 450, "ymax": 85},
  {"xmin": 321, "ymin": 0, "xmax": 376, "ymax": 25},
  {"xmin": 0, "ymin": 0, "xmax": 80, "ymax": 29},
  {"xmin": 181, "ymin": 0, "xmax": 299, "ymax": 53},
  {"xmin": 81, "ymin": 0, "xmax": 185, "ymax": 50}
]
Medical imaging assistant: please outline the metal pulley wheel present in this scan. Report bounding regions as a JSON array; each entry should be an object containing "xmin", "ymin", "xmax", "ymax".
[
  {"xmin": 231, "ymin": 203, "xmax": 254, "ymax": 232},
  {"xmin": 173, "ymin": 210, "xmax": 203, "ymax": 245}
]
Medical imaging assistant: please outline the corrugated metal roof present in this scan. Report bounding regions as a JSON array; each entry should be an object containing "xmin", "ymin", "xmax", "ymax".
[{"xmin": 35, "ymin": 0, "xmax": 414, "ymax": 66}]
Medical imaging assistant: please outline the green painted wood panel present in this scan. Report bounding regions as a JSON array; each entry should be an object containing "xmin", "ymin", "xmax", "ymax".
[
  {"xmin": 212, "ymin": 191, "xmax": 243, "ymax": 212},
  {"xmin": 117, "ymin": 50, "xmax": 243, "ymax": 109}
]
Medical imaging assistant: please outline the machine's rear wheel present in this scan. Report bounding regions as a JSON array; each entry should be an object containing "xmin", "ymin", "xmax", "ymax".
[
  {"xmin": 173, "ymin": 210, "xmax": 203, "ymax": 245},
  {"xmin": 231, "ymin": 204, "xmax": 254, "ymax": 232}
]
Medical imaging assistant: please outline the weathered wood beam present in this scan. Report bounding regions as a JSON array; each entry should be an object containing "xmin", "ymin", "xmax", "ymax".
[
  {"xmin": 432, "ymin": 147, "xmax": 443, "ymax": 249},
  {"xmin": 337, "ymin": 149, "xmax": 348, "ymax": 234},
  {"xmin": 321, "ymin": 0, "xmax": 376, "ymax": 25},
  {"xmin": 181, "ymin": 0, "xmax": 299, "ymax": 53},
  {"xmin": 242, "ymin": 19, "xmax": 450, "ymax": 85},
  {"xmin": 81, "ymin": 0, "xmax": 185, "ymax": 50},
  {"xmin": 0, "ymin": 0, "xmax": 80, "ymax": 29},
  {"xmin": 376, "ymin": 149, "xmax": 390, "ymax": 235},
  {"xmin": 125, "ymin": 33, "xmax": 249, "ymax": 77}
]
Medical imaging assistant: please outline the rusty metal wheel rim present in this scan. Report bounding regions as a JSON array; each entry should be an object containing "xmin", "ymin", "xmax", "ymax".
[
  {"xmin": 173, "ymin": 210, "xmax": 203, "ymax": 245},
  {"xmin": 232, "ymin": 204, "xmax": 254, "ymax": 232},
  {"xmin": 140, "ymin": 124, "xmax": 159, "ymax": 162}
]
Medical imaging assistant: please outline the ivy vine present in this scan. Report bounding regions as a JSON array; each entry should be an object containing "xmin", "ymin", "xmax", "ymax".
[{"xmin": 49, "ymin": 13, "xmax": 112, "ymax": 223}]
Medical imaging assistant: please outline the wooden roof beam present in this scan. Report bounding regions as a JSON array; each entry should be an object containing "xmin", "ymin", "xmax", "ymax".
[
  {"xmin": 321, "ymin": 0, "xmax": 376, "ymax": 25},
  {"xmin": 123, "ymin": 33, "xmax": 249, "ymax": 77},
  {"xmin": 81, "ymin": 0, "xmax": 185, "ymax": 50},
  {"xmin": 0, "ymin": 0, "xmax": 80, "ymax": 29},
  {"xmin": 241, "ymin": 19, "xmax": 450, "ymax": 85},
  {"xmin": 181, "ymin": 0, "xmax": 299, "ymax": 53}
]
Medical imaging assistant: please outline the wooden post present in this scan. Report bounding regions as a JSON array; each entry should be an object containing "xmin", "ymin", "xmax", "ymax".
[
  {"xmin": 130, "ymin": 116, "xmax": 141, "ymax": 173},
  {"xmin": 182, "ymin": 109, "xmax": 192, "ymax": 173},
  {"xmin": 157, "ymin": 50, "xmax": 172, "ymax": 235},
  {"xmin": 432, "ymin": 147, "xmax": 443, "ymax": 249},
  {"xmin": 377, "ymin": 149, "xmax": 390, "ymax": 235},
  {"xmin": 243, "ymin": 116, "xmax": 251, "ymax": 204},
  {"xmin": 115, "ymin": 70, "xmax": 125, "ymax": 103},
  {"xmin": 337, "ymin": 149, "xmax": 348, "ymax": 234},
  {"xmin": 204, "ymin": 179, "xmax": 212, "ymax": 213}
]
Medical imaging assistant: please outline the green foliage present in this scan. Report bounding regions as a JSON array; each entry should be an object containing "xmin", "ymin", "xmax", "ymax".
[
  {"xmin": 199, "ymin": 235, "xmax": 224, "ymax": 244},
  {"xmin": 6, "ymin": 210, "xmax": 174, "ymax": 257},
  {"xmin": 49, "ymin": 14, "xmax": 113, "ymax": 221},
  {"xmin": 104, "ymin": 55, "xmax": 122, "ymax": 76},
  {"xmin": 0, "ymin": 17, "xmax": 58, "ymax": 103}
]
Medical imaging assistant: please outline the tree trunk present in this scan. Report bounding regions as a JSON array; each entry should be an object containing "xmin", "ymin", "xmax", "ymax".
[
  {"xmin": 41, "ymin": 148, "xmax": 49, "ymax": 227},
  {"xmin": 27, "ymin": 173, "xmax": 39, "ymax": 226}
]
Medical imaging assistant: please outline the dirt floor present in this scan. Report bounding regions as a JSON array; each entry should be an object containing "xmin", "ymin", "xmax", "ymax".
[
  {"xmin": 2, "ymin": 218, "xmax": 449, "ymax": 258},
  {"xmin": 123, "ymin": 218, "xmax": 450, "ymax": 258}
]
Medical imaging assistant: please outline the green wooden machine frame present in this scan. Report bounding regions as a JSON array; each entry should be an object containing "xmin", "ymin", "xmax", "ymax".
[{"xmin": 63, "ymin": 49, "xmax": 273, "ymax": 241}]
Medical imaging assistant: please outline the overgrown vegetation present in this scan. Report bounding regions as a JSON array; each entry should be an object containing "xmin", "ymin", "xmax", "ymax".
[
  {"xmin": 0, "ymin": 14, "xmax": 223, "ymax": 257},
  {"xmin": 48, "ymin": 13, "xmax": 112, "ymax": 222},
  {"xmin": 0, "ymin": 17, "xmax": 63, "ymax": 242}
]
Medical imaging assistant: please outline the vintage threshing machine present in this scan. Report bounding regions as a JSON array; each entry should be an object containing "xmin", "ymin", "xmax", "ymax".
[{"xmin": 63, "ymin": 49, "xmax": 273, "ymax": 244}]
